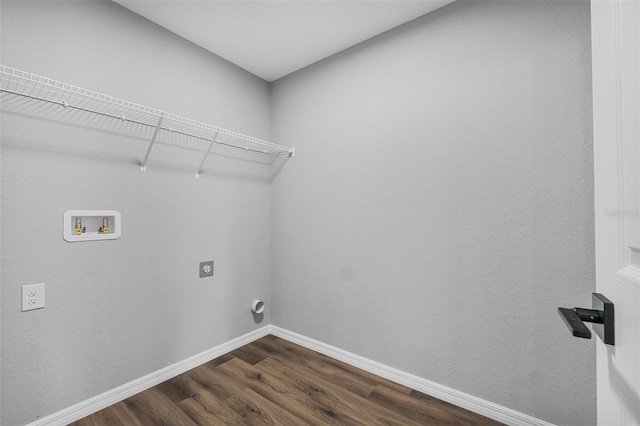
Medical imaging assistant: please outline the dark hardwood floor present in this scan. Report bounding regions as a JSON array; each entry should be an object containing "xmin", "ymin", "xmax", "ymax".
[{"xmin": 71, "ymin": 335, "xmax": 503, "ymax": 425}]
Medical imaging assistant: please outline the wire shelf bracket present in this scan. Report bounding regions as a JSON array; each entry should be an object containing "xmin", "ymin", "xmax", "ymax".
[
  {"xmin": 0, "ymin": 65, "xmax": 295, "ymax": 176},
  {"xmin": 195, "ymin": 131, "xmax": 220, "ymax": 179},
  {"xmin": 140, "ymin": 115, "xmax": 165, "ymax": 173}
]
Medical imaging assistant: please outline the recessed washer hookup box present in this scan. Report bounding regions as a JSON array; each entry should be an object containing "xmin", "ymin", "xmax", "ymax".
[{"xmin": 63, "ymin": 210, "xmax": 121, "ymax": 242}]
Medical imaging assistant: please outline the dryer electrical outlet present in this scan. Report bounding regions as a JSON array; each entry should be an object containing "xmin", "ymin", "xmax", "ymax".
[
  {"xmin": 22, "ymin": 283, "xmax": 45, "ymax": 311},
  {"xmin": 199, "ymin": 261, "xmax": 214, "ymax": 278}
]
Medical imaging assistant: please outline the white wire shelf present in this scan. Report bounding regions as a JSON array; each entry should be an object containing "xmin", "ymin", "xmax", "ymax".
[{"xmin": 0, "ymin": 65, "xmax": 295, "ymax": 177}]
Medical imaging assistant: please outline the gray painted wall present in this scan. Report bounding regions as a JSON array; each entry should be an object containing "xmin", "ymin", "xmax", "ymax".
[
  {"xmin": 271, "ymin": 1, "xmax": 595, "ymax": 425},
  {"xmin": 2, "ymin": 1, "xmax": 596, "ymax": 425},
  {"xmin": 1, "ymin": 2, "xmax": 272, "ymax": 425}
]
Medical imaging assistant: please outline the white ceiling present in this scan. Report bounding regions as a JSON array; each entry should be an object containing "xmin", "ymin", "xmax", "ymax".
[{"xmin": 115, "ymin": 1, "xmax": 455, "ymax": 82}]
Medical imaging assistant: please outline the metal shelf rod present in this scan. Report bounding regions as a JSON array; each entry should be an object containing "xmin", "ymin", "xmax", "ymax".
[
  {"xmin": 0, "ymin": 65, "xmax": 294, "ymax": 164},
  {"xmin": 1, "ymin": 87, "xmax": 289, "ymax": 162}
]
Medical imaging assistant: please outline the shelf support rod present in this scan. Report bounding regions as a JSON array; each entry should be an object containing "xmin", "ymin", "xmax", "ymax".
[
  {"xmin": 140, "ymin": 116, "xmax": 164, "ymax": 173},
  {"xmin": 195, "ymin": 131, "xmax": 220, "ymax": 179}
]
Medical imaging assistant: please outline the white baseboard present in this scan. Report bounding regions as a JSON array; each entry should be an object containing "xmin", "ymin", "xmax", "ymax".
[
  {"xmin": 27, "ymin": 326, "xmax": 271, "ymax": 426},
  {"xmin": 270, "ymin": 326, "xmax": 556, "ymax": 426},
  {"xmin": 29, "ymin": 324, "xmax": 554, "ymax": 426}
]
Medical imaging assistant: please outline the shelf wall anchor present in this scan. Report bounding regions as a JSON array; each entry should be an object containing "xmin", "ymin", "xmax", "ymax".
[{"xmin": 140, "ymin": 115, "xmax": 164, "ymax": 173}]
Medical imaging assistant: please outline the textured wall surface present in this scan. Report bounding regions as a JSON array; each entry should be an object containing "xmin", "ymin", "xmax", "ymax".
[
  {"xmin": 1, "ymin": 2, "xmax": 272, "ymax": 425},
  {"xmin": 270, "ymin": 1, "xmax": 595, "ymax": 425},
  {"xmin": 2, "ymin": 1, "xmax": 596, "ymax": 425}
]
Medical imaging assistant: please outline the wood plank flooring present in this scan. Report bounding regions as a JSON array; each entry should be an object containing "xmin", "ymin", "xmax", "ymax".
[{"xmin": 71, "ymin": 335, "xmax": 503, "ymax": 425}]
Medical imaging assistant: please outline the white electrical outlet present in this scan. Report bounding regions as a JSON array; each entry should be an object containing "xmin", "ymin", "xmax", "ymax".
[{"xmin": 22, "ymin": 283, "xmax": 45, "ymax": 311}]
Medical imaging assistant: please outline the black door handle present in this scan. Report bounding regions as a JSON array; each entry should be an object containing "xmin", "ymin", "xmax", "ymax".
[
  {"xmin": 558, "ymin": 293, "xmax": 614, "ymax": 345},
  {"xmin": 558, "ymin": 307, "xmax": 592, "ymax": 338}
]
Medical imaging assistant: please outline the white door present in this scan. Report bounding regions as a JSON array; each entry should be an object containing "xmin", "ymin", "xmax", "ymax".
[{"xmin": 591, "ymin": 0, "xmax": 640, "ymax": 424}]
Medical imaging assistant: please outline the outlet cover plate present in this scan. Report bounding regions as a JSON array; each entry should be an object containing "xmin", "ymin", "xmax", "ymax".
[
  {"xmin": 199, "ymin": 261, "xmax": 214, "ymax": 278},
  {"xmin": 22, "ymin": 283, "xmax": 45, "ymax": 311}
]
